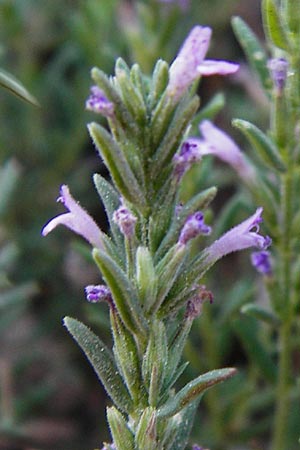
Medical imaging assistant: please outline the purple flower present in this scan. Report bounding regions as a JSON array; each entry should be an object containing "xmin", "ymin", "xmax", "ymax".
[
  {"xmin": 112, "ymin": 200, "xmax": 137, "ymax": 238},
  {"xmin": 179, "ymin": 212, "xmax": 211, "ymax": 245},
  {"xmin": 251, "ymin": 250, "xmax": 272, "ymax": 275},
  {"xmin": 268, "ymin": 58, "xmax": 289, "ymax": 92},
  {"xmin": 205, "ymin": 208, "xmax": 270, "ymax": 264},
  {"xmin": 42, "ymin": 185, "xmax": 104, "ymax": 249},
  {"xmin": 173, "ymin": 141, "xmax": 203, "ymax": 179},
  {"xmin": 167, "ymin": 26, "xmax": 239, "ymax": 101},
  {"xmin": 85, "ymin": 285, "xmax": 112, "ymax": 303},
  {"xmin": 186, "ymin": 120, "xmax": 255, "ymax": 180},
  {"xmin": 86, "ymin": 85, "xmax": 114, "ymax": 117}
]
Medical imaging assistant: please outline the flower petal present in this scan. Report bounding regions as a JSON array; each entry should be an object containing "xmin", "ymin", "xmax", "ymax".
[
  {"xmin": 167, "ymin": 26, "xmax": 212, "ymax": 100},
  {"xmin": 197, "ymin": 60, "xmax": 239, "ymax": 76},
  {"xmin": 42, "ymin": 185, "xmax": 104, "ymax": 249}
]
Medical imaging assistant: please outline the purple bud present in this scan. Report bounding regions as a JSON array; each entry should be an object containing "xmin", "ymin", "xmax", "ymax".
[
  {"xmin": 85, "ymin": 285, "xmax": 112, "ymax": 303},
  {"xmin": 186, "ymin": 285, "xmax": 213, "ymax": 319},
  {"xmin": 173, "ymin": 141, "xmax": 202, "ymax": 179},
  {"xmin": 86, "ymin": 86, "xmax": 114, "ymax": 116},
  {"xmin": 268, "ymin": 58, "xmax": 289, "ymax": 92},
  {"xmin": 113, "ymin": 201, "xmax": 137, "ymax": 238},
  {"xmin": 251, "ymin": 250, "xmax": 272, "ymax": 276},
  {"xmin": 179, "ymin": 212, "xmax": 211, "ymax": 245}
]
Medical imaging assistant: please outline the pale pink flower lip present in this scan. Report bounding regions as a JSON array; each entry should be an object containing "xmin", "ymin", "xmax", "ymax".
[
  {"xmin": 184, "ymin": 120, "xmax": 255, "ymax": 181},
  {"xmin": 205, "ymin": 207, "xmax": 271, "ymax": 263},
  {"xmin": 167, "ymin": 26, "xmax": 239, "ymax": 101},
  {"xmin": 42, "ymin": 185, "xmax": 104, "ymax": 249}
]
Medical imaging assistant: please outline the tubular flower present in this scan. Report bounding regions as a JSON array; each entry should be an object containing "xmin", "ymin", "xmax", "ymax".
[
  {"xmin": 112, "ymin": 200, "xmax": 137, "ymax": 238},
  {"xmin": 167, "ymin": 26, "xmax": 239, "ymax": 101},
  {"xmin": 42, "ymin": 185, "xmax": 104, "ymax": 249},
  {"xmin": 179, "ymin": 212, "xmax": 211, "ymax": 245},
  {"xmin": 86, "ymin": 85, "xmax": 114, "ymax": 117},
  {"xmin": 268, "ymin": 58, "xmax": 289, "ymax": 93},
  {"xmin": 186, "ymin": 120, "xmax": 255, "ymax": 180},
  {"xmin": 173, "ymin": 140, "xmax": 203, "ymax": 180},
  {"xmin": 251, "ymin": 250, "xmax": 272, "ymax": 276},
  {"xmin": 85, "ymin": 285, "xmax": 112, "ymax": 303},
  {"xmin": 204, "ymin": 207, "xmax": 270, "ymax": 264}
]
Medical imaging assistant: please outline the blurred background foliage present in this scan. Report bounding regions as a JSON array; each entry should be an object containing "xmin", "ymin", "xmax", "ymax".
[{"xmin": 0, "ymin": 0, "xmax": 287, "ymax": 449}]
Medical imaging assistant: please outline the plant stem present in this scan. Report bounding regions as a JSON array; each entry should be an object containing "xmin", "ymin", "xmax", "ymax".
[{"xmin": 272, "ymin": 319, "xmax": 291, "ymax": 450}]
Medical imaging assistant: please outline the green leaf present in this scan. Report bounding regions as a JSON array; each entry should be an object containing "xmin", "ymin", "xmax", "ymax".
[
  {"xmin": 151, "ymin": 96, "xmax": 200, "ymax": 175},
  {"xmin": 93, "ymin": 249, "xmax": 148, "ymax": 337},
  {"xmin": 262, "ymin": 0, "xmax": 292, "ymax": 51},
  {"xmin": 88, "ymin": 122, "xmax": 146, "ymax": 208},
  {"xmin": 115, "ymin": 58, "xmax": 147, "ymax": 124},
  {"xmin": 135, "ymin": 407, "xmax": 157, "ymax": 450},
  {"xmin": 148, "ymin": 59, "xmax": 169, "ymax": 109},
  {"xmin": 142, "ymin": 320, "xmax": 168, "ymax": 405},
  {"xmin": 107, "ymin": 407, "xmax": 135, "ymax": 450},
  {"xmin": 241, "ymin": 302, "xmax": 280, "ymax": 326},
  {"xmin": 64, "ymin": 317, "xmax": 133, "ymax": 413},
  {"xmin": 0, "ymin": 69, "xmax": 39, "ymax": 106},
  {"xmin": 232, "ymin": 119, "xmax": 286, "ymax": 172},
  {"xmin": 136, "ymin": 246, "xmax": 158, "ymax": 310},
  {"xmin": 157, "ymin": 368, "xmax": 237, "ymax": 418},
  {"xmin": 152, "ymin": 244, "xmax": 187, "ymax": 315},
  {"xmin": 163, "ymin": 399, "xmax": 200, "ymax": 450},
  {"xmin": 231, "ymin": 17, "xmax": 272, "ymax": 93},
  {"xmin": 91, "ymin": 67, "xmax": 140, "ymax": 138},
  {"xmin": 110, "ymin": 309, "xmax": 144, "ymax": 403},
  {"xmin": 283, "ymin": 0, "xmax": 300, "ymax": 34},
  {"xmin": 93, "ymin": 174, "xmax": 123, "ymax": 248},
  {"xmin": 163, "ymin": 319, "xmax": 193, "ymax": 389},
  {"xmin": 156, "ymin": 186, "xmax": 217, "ymax": 261}
]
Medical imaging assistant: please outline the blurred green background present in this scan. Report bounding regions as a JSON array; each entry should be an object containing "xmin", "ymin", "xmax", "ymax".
[{"xmin": 1, "ymin": 1, "xmax": 285, "ymax": 450}]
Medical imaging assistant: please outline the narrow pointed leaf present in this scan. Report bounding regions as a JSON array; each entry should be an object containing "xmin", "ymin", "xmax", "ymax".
[
  {"xmin": 110, "ymin": 310, "xmax": 144, "ymax": 403},
  {"xmin": 164, "ymin": 319, "xmax": 193, "ymax": 388},
  {"xmin": 89, "ymin": 122, "xmax": 146, "ymax": 208},
  {"xmin": 0, "ymin": 69, "xmax": 39, "ymax": 106},
  {"xmin": 151, "ymin": 96, "xmax": 200, "ymax": 174},
  {"xmin": 149, "ymin": 59, "xmax": 169, "ymax": 108},
  {"xmin": 156, "ymin": 187, "xmax": 217, "ymax": 261},
  {"xmin": 232, "ymin": 119, "xmax": 286, "ymax": 172},
  {"xmin": 262, "ymin": 0, "xmax": 292, "ymax": 51},
  {"xmin": 91, "ymin": 67, "xmax": 139, "ymax": 137},
  {"xmin": 165, "ymin": 399, "xmax": 200, "ymax": 450},
  {"xmin": 157, "ymin": 368, "xmax": 237, "ymax": 418},
  {"xmin": 152, "ymin": 244, "xmax": 187, "ymax": 314},
  {"xmin": 64, "ymin": 317, "xmax": 133, "ymax": 413},
  {"xmin": 93, "ymin": 249, "xmax": 148, "ymax": 336},
  {"xmin": 136, "ymin": 246, "xmax": 158, "ymax": 310},
  {"xmin": 241, "ymin": 303, "xmax": 280, "ymax": 326},
  {"xmin": 93, "ymin": 174, "xmax": 123, "ymax": 248},
  {"xmin": 135, "ymin": 407, "xmax": 157, "ymax": 450},
  {"xmin": 115, "ymin": 59, "xmax": 147, "ymax": 123},
  {"xmin": 231, "ymin": 17, "xmax": 272, "ymax": 93},
  {"xmin": 107, "ymin": 407, "xmax": 135, "ymax": 450}
]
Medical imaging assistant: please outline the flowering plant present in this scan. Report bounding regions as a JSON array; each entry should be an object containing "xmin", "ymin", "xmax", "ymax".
[{"xmin": 41, "ymin": 24, "xmax": 274, "ymax": 449}]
